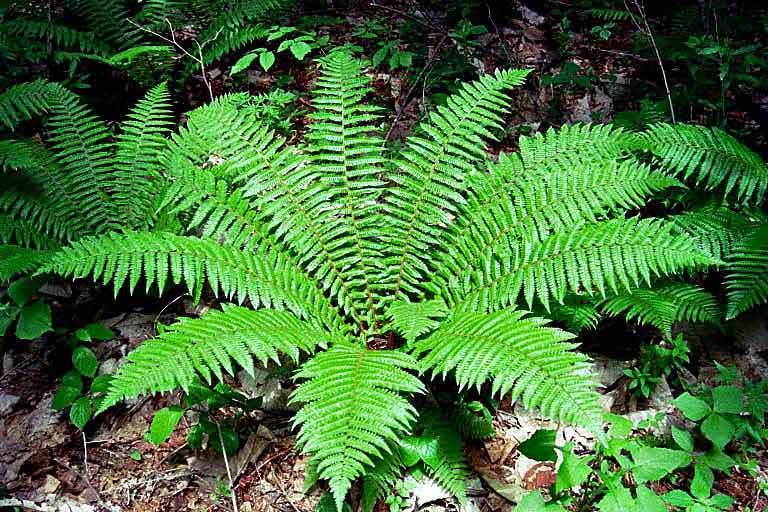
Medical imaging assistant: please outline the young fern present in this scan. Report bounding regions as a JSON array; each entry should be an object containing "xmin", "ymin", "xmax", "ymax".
[{"xmin": 6, "ymin": 50, "xmax": 759, "ymax": 510}]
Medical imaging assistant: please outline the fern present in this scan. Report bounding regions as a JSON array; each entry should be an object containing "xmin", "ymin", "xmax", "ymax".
[
  {"xmin": 113, "ymin": 82, "xmax": 174, "ymax": 230},
  {"xmin": 0, "ymin": 19, "xmax": 107, "ymax": 54},
  {"xmin": 290, "ymin": 345, "xmax": 424, "ymax": 510},
  {"xmin": 99, "ymin": 306, "xmax": 330, "ymax": 412},
  {"xmin": 9, "ymin": 52, "xmax": 739, "ymax": 510},
  {"xmin": 725, "ymin": 223, "xmax": 768, "ymax": 319},
  {"xmin": 589, "ymin": 8, "xmax": 632, "ymax": 21},
  {"xmin": 639, "ymin": 123, "xmax": 768, "ymax": 205},
  {"xmin": 452, "ymin": 398, "xmax": 495, "ymax": 440},
  {"xmin": 0, "ymin": 80, "xmax": 56, "ymax": 131},
  {"xmin": 360, "ymin": 452, "xmax": 402, "ymax": 512},
  {"xmin": 601, "ymin": 282, "xmax": 720, "ymax": 337},
  {"xmin": 413, "ymin": 308, "xmax": 602, "ymax": 429}
]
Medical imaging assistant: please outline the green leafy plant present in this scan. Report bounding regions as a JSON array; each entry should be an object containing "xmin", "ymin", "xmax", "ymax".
[
  {"xmin": 229, "ymin": 25, "xmax": 328, "ymax": 75},
  {"xmin": 51, "ymin": 322, "xmax": 115, "ymax": 430},
  {"xmin": 4, "ymin": 46, "xmax": 768, "ymax": 510}
]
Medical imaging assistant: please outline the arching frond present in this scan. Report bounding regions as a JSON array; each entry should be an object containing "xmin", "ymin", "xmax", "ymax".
[
  {"xmin": 0, "ymin": 19, "xmax": 108, "ymax": 54},
  {"xmin": 670, "ymin": 204, "xmax": 761, "ymax": 260},
  {"xmin": 639, "ymin": 123, "xmax": 768, "ymax": 205},
  {"xmin": 291, "ymin": 345, "xmax": 424, "ymax": 510},
  {"xmin": 0, "ymin": 80, "xmax": 56, "ymax": 131},
  {"xmin": 601, "ymin": 282, "xmax": 720, "ymax": 337},
  {"xmin": 39, "ymin": 232, "xmax": 348, "ymax": 335},
  {"xmin": 384, "ymin": 69, "xmax": 531, "ymax": 299},
  {"xmin": 444, "ymin": 217, "xmax": 716, "ymax": 312},
  {"xmin": 725, "ymin": 223, "xmax": 768, "ymax": 319},
  {"xmin": 0, "ymin": 245, "xmax": 53, "ymax": 282},
  {"xmin": 113, "ymin": 82, "xmax": 174, "ymax": 230},
  {"xmin": 412, "ymin": 308, "xmax": 602, "ymax": 430},
  {"xmin": 361, "ymin": 452, "xmax": 402, "ymax": 512},
  {"xmin": 519, "ymin": 123, "xmax": 635, "ymax": 167},
  {"xmin": 99, "ymin": 306, "xmax": 333, "ymax": 412}
]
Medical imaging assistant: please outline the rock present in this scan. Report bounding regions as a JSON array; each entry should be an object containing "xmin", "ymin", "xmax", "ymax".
[
  {"xmin": 410, "ymin": 476, "xmax": 452, "ymax": 508},
  {"xmin": 0, "ymin": 393, "xmax": 20, "ymax": 415},
  {"xmin": 568, "ymin": 88, "xmax": 613, "ymax": 123},
  {"xmin": 519, "ymin": 4, "xmax": 545, "ymax": 26},
  {"xmin": 97, "ymin": 358, "xmax": 117, "ymax": 376},
  {"xmin": 40, "ymin": 475, "xmax": 60, "ymax": 494}
]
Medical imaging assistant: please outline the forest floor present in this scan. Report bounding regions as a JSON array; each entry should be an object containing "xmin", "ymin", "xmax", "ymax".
[{"xmin": 2, "ymin": 0, "xmax": 768, "ymax": 511}]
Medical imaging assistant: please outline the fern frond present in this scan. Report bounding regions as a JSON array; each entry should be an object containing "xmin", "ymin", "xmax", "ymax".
[
  {"xmin": 385, "ymin": 299, "xmax": 448, "ymax": 345},
  {"xmin": 291, "ymin": 345, "xmax": 424, "ymax": 510},
  {"xmin": 519, "ymin": 123, "xmax": 635, "ymax": 168},
  {"xmin": 45, "ymin": 83, "xmax": 117, "ymax": 231},
  {"xmin": 601, "ymin": 282, "xmax": 720, "ymax": 337},
  {"xmin": 0, "ymin": 19, "xmax": 108, "ymax": 54},
  {"xmin": 66, "ymin": 0, "xmax": 136, "ymax": 47},
  {"xmin": 39, "ymin": 232, "xmax": 349, "ymax": 335},
  {"xmin": 0, "ymin": 80, "xmax": 56, "ymax": 131},
  {"xmin": 200, "ymin": 24, "xmax": 271, "ymax": 66},
  {"xmin": 725, "ymin": 223, "xmax": 768, "ymax": 319},
  {"xmin": 99, "ymin": 306, "xmax": 332, "ymax": 412},
  {"xmin": 436, "ymin": 156, "xmax": 681, "ymax": 288},
  {"xmin": 113, "ymin": 82, "xmax": 174, "ymax": 230},
  {"xmin": 0, "ymin": 245, "xmax": 53, "ymax": 282},
  {"xmin": 302, "ymin": 50, "xmax": 387, "ymax": 329},
  {"xmin": 412, "ymin": 308, "xmax": 603, "ymax": 430},
  {"xmin": 452, "ymin": 398, "xmax": 495, "ymax": 440},
  {"xmin": 589, "ymin": 8, "xmax": 632, "ymax": 20},
  {"xmin": 670, "ymin": 204, "xmax": 760, "ymax": 259},
  {"xmin": 417, "ymin": 407, "xmax": 471, "ymax": 503},
  {"xmin": 361, "ymin": 452, "xmax": 402, "ymax": 512},
  {"xmin": 639, "ymin": 123, "xmax": 768, "ymax": 205},
  {"xmin": 0, "ymin": 215, "xmax": 61, "ymax": 249},
  {"xmin": 444, "ymin": 217, "xmax": 715, "ymax": 312},
  {"xmin": 546, "ymin": 297, "xmax": 602, "ymax": 333},
  {"xmin": 384, "ymin": 69, "xmax": 531, "ymax": 299}
]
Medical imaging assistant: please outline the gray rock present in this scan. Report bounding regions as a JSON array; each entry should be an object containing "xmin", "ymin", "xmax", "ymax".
[{"xmin": 0, "ymin": 393, "xmax": 20, "ymax": 416}]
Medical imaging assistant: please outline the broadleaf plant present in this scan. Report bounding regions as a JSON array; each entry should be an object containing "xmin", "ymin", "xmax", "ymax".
[{"xmin": 2, "ymin": 48, "xmax": 767, "ymax": 510}]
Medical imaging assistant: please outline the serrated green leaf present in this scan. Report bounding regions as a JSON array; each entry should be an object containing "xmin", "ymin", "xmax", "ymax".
[
  {"xmin": 7, "ymin": 276, "xmax": 46, "ymax": 306},
  {"xmin": 90, "ymin": 374, "xmax": 113, "ymax": 394},
  {"xmin": 711, "ymin": 386, "xmax": 743, "ymax": 414},
  {"xmin": 663, "ymin": 489, "xmax": 695, "ymax": 506},
  {"xmin": 699, "ymin": 449, "xmax": 736, "ymax": 471},
  {"xmin": 555, "ymin": 446, "xmax": 592, "ymax": 494},
  {"xmin": 673, "ymin": 392, "xmax": 711, "ymax": 421},
  {"xmin": 15, "ymin": 300, "xmax": 52, "ymax": 340},
  {"xmin": 84, "ymin": 322, "xmax": 113, "ymax": 340},
  {"xmin": 72, "ymin": 346, "xmax": 98, "ymax": 378},
  {"xmin": 631, "ymin": 446, "xmax": 691, "ymax": 482},
  {"xmin": 52, "ymin": 385, "xmax": 81, "ymax": 411},
  {"xmin": 701, "ymin": 413, "xmax": 735, "ymax": 450},
  {"xmin": 150, "ymin": 406, "xmax": 185, "ymax": 445},
  {"xmin": 518, "ymin": 429, "xmax": 558, "ymax": 462},
  {"xmin": 69, "ymin": 396, "xmax": 91, "ymax": 430},
  {"xmin": 690, "ymin": 463, "xmax": 713, "ymax": 500},
  {"xmin": 671, "ymin": 425, "xmax": 694, "ymax": 452}
]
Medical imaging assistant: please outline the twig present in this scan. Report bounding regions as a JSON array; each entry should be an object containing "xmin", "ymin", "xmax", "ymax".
[
  {"xmin": 217, "ymin": 422, "xmax": 239, "ymax": 512},
  {"xmin": 153, "ymin": 292, "xmax": 190, "ymax": 332},
  {"xmin": 384, "ymin": 33, "xmax": 449, "ymax": 144},
  {"xmin": 126, "ymin": 18, "xmax": 220, "ymax": 101},
  {"xmin": 82, "ymin": 431, "xmax": 90, "ymax": 478},
  {"xmin": 624, "ymin": 0, "xmax": 676, "ymax": 123},
  {"xmin": 485, "ymin": 1, "xmax": 513, "ymax": 66},
  {"xmin": 271, "ymin": 467, "xmax": 302, "ymax": 512}
]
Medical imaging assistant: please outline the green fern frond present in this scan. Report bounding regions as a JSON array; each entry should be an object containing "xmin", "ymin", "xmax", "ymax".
[
  {"xmin": 725, "ymin": 223, "xmax": 768, "ymax": 319},
  {"xmin": 361, "ymin": 452, "xmax": 402, "ymax": 512},
  {"xmin": 601, "ymin": 282, "xmax": 720, "ymax": 337},
  {"xmin": 452, "ymin": 398, "xmax": 495, "ymax": 440},
  {"xmin": 639, "ymin": 123, "xmax": 768, "ymax": 205},
  {"xmin": 0, "ymin": 80, "xmax": 56, "ymax": 131},
  {"xmin": 0, "ymin": 214, "xmax": 61, "ymax": 249},
  {"xmin": 436, "ymin": 156, "xmax": 682, "ymax": 288},
  {"xmin": 519, "ymin": 123, "xmax": 635, "ymax": 168},
  {"xmin": 66, "ymin": 0, "xmax": 137, "ymax": 47},
  {"xmin": 670, "ymin": 204, "xmax": 760, "ymax": 259},
  {"xmin": 200, "ymin": 24, "xmax": 271, "ymax": 66},
  {"xmin": 0, "ymin": 245, "xmax": 53, "ymax": 282},
  {"xmin": 385, "ymin": 299, "xmax": 448, "ymax": 345},
  {"xmin": 291, "ymin": 345, "xmax": 424, "ymax": 510},
  {"xmin": 413, "ymin": 308, "xmax": 603, "ymax": 430},
  {"xmin": 99, "ymin": 306, "xmax": 332, "ymax": 412},
  {"xmin": 385, "ymin": 69, "xmax": 531, "ymax": 299},
  {"xmin": 113, "ymin": 82, "xmax": 174, "ymax": 230},
  {"xmin": 589, "ymin": 8, "xmax": 632, "ymax": 20},
  {"xmin": 39, "ymin": 232, "xmax": 348, "ymax": 335},
  {"xmin": 417, "ymin": 407, "xmax": 471, "ymax": 503},
  {"xmin": 0, "ymin": 19, "xmax": 108, "ymax": 54},
  {"xmin": 445, "ymin": 217, "xmax": 715, "ymax": 312},
  {"xmin": 44, "ymin": 83, "xmax": 117, "ymax": 231},
  {"xmin": 546, "ymin": 297, "xmax": 603, "ymax": 333}
]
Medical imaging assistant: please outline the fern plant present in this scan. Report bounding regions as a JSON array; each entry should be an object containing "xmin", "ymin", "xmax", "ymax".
[{"xmin": 6, "ymin": 49, "xmax": 766, "ymax": 509}]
